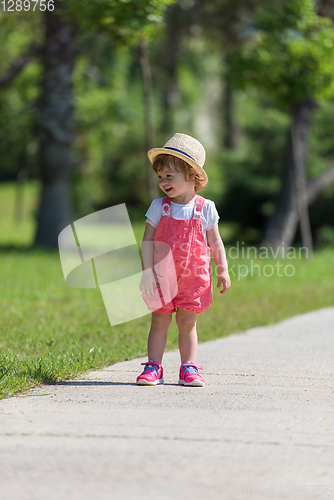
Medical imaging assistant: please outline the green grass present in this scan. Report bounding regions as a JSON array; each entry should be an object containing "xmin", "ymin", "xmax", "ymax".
[{"xmin": 0, "ymin": 181, "xmax": 333, "ymax": 399}]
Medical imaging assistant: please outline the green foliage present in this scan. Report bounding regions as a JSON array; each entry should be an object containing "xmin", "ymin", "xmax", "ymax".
[
  {"xmin": 215, "ymin": 90, "xmax": 334, "ymax": 244},
  {"xmin": 308, "ymin": 98, "xmax": 334, "ymax": 162},
  {"xmin": 60, "ymin": 0, "xmax": 175, "ymax": 43},
  {"xmin": 216, "ymin": 91, "xmax": 290, "ymax": 241},
  {"xmin": 71, "ymin": 40, "xmax": 149, "ymax": 217},
  {"xmin": 0, "ymin": 11, "xmax": 42, "ymax": 62},
  {"xmin": 0, "ymin": 63, "xmax": 41, "ymax": 177},
  {"xmin": 0, "ymin": 11, "xmax": 42, "ymax": 177},
  {"xmin": 300, "ymin": 97, "xmax": 334, "ymax": 241},
  {"xmin": 231, "ymin": 0, "xmax": 334, "ymax": 106}
]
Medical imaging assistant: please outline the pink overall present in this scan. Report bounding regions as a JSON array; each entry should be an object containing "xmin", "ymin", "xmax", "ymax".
[{"xmin": 153, "ymin": 195, "xmax": 212, "ymax": 314}]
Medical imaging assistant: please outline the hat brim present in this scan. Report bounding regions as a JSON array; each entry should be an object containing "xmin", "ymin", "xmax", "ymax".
[{"xmin": 147, "ymin": 148, "xmax": 208, "ymax": 186}]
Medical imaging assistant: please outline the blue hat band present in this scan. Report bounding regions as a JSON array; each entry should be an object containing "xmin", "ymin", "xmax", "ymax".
[{"xmin": 164, "ymin": 147, "xmax": 196, "ymax": 163}]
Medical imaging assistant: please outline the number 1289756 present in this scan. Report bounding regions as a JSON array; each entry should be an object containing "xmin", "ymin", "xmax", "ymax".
[{"xmin": 1, "ymin": 0, "xmax": 54, "ymax": 11}]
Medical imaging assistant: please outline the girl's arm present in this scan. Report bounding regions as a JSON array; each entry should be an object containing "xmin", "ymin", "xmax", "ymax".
[
  {"xmin": 206, "ymin": 224, "xmax": 231, "ymax": 295},
  {"xmin": 139, "ymin": 222, "xmax": 158, "ymax": 296},
  {"xmin": 141, "ymin": 222, "xmax": 156, "ymax": 270}
]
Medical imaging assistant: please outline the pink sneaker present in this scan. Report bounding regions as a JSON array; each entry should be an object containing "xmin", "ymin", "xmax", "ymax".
[
  {"xmin": 136, "ymin": 361, "xmax": 164, "ymax": 385},
  {"xmin": 179, "ymin": 362, "xmax": 205, "ymax": 387}
]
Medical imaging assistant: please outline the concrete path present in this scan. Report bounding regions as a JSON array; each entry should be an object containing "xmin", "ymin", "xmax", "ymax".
[{"xmin": 1, "ymin": 308, "xmax": 334, "ymax": 500}]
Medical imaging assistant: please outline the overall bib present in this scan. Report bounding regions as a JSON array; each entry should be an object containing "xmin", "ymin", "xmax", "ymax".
[{"xmin": 152, "ymin": 195, "xmax": 212, "ymax": 314}]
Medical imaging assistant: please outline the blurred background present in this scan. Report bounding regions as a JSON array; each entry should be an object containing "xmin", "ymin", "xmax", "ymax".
[
  {"xmin": 1, "ymin": 0, "xmax": 334, "ymax": 251},
  {"xmin": 1, "ymin": 0, "xmax": 334, "ymax": 398}
]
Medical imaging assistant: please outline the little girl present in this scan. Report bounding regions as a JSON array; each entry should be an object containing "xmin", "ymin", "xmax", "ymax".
[{"xmin": 137, "ymin": 133, "xmax": 231, "ymax": 386}]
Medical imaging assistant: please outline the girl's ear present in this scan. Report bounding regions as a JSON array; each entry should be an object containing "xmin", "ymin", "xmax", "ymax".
[{"xmin": 188, "ymin": 168, "xmax": 196, "ymax": 181}]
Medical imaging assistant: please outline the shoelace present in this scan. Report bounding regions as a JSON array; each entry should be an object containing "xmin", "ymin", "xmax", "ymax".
[
  {"xmin": 141, "ymin": 362, "xmax": 159, "ymax": 374},
  {"xmin": 182, "ymin": 364, "xmax": 203, "ymax": 374}
]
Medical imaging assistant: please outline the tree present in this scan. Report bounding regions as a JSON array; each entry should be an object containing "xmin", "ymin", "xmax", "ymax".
[
  {"xmin": 34, "ymin": 0, "xmax": 174, "ymax": 247},
  {"xmin": 34, "ymin": 1, "xmax": 76, "ymax": 247},
  {"xmin": 230, "ymin": 0, "xmax": 334, "ymax": 253}
]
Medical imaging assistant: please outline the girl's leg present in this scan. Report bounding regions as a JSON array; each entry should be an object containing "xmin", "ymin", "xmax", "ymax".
[
  {"xmin": 147, "ymin": 311, "xmax": 172, "ymax": 364},
  {"xmin": 175, "ymin": 309, "xmax": 198, "ymax": 364}
]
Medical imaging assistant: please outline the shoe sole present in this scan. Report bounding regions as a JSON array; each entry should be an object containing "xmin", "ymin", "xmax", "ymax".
[
  {"xmin": 178, "ymin": 378, "xmax": 204, "ymax": 387},
  {"xmin": 136, "ymin": 377, "xmax": 164, "ymax": 386}
]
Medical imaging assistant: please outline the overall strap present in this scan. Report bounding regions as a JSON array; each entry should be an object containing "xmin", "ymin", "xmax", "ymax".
[
  {"xmin": 161, "ymin": 196, "xmax": 171, "ymax": 217},
  {"xmin": 193, "ymin": 195, "xmax": 205, "ymax": 219}
]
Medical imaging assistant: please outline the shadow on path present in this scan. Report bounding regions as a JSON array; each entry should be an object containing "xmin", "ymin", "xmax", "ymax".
[
  {"xmin": 57, "ymin": 381, "xmax": 137, "ymax": 387},
  {"xmin": 56, "ymin": 381, "xmax": 180, "ymax": 387}
]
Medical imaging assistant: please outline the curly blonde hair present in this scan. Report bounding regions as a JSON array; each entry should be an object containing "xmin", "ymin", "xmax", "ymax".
[{"xmin": 152, "ymin": 154, "xmax": 206, "ymax": 193}]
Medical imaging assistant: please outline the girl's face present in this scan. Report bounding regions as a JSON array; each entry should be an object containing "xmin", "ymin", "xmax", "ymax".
[{"xmin": 156, "ymin": 163, "xmax": 196, "ymax": 202}]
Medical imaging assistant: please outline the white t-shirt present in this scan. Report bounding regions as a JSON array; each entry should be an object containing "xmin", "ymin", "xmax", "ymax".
[{"xmin": 145, "ymin": 197, "xmax": 219, "ymax": 243}]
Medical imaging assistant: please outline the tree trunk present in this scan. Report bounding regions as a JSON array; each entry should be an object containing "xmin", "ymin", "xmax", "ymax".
[
  {"xmin": 34, "ymin": 1, "xmax": 76, "ymax": 247},
  {"xmin": 317, "ymin": 0, "xmax": 334, "ymax": 18},
  {"xmin": 139, "ymin": 38, "xmax": 158, "ymax": 201},
  {"xmin": 291, "ymin": 102, "xmax": 314, "ymax": 257},
  {"xmin": 261, "ymin": 100, "xmax": 315, "ymax": 253}
]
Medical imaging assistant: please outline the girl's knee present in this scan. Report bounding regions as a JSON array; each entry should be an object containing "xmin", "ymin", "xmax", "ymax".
[
  {"xmin": 151, "ymin": 312, "xmax": 172, "ymax": 328},
  {"xmin": 175, "ymin": 309, "xmax": 197, "ymax": 330}
]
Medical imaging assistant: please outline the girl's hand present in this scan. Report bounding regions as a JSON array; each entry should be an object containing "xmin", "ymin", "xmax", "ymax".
[
  {"xmin": 217, "ymin": 271, "xmax": 231, "ymax": 295},
  {"xmin": 139, "ymin": 269, "xmax": 159, "ymax": 297}
]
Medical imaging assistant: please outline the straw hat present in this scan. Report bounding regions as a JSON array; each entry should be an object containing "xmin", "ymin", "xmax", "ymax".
[{"xmin": 147, "ymin": 133, "xmax": 208, "ymax": 186}]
